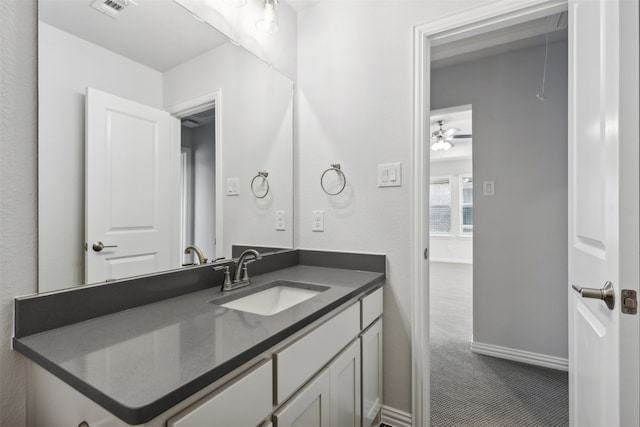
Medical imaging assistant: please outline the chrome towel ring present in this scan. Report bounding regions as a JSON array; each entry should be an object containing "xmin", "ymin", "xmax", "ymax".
[
  {"xmin": 251, "ymin": 171, "xmax": 270, "ymax": 199},
  {"xmin": 321, "ymin": 164, "xmax": 346, "ymax": 195}
]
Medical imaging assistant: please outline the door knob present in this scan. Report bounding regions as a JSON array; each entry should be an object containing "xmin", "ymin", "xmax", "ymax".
[
  {"xmin": 572, "ymin": 281, "xmax": 615, "ymax": 310},
  {"xmin": 92, "ymin": 241, "xmax": 118, "ymax": 252}
]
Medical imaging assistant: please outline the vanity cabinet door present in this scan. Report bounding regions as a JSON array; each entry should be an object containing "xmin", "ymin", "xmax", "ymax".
[
  {"xmin": 361, "ymin": 319, "xmax": 383, "ymax": 427},
  {"xmin": 330, "ymin": 339, "xmax": 361, "ymax": 427},
  {"xmin": 274, "ymin": 303, "xmax": 359, "ymax": 404},
  {"xmin": 274, "ymin": 369, "xmax": 330, "ymax": 427},
  {"xmin": 167, "ymin": 359, "xmax": 272, "ymax": 427}
]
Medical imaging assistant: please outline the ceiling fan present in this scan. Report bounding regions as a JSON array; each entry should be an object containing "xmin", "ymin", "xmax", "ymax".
[{"xmin": 430, "ymin": 120, "xmax": 472, "ymax": 152}]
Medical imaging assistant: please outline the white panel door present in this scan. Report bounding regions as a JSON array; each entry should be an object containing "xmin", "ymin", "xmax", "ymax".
[
  {"xmin": 568, "ymin": 1, "xmax": 639, "ymax": 426},
  {"xmin": 86, "ymin": 88, "xmax": 179, "ymax": 284}
]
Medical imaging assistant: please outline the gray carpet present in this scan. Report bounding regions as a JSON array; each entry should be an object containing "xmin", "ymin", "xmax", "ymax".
[{"xmin": 430, "ymin": 263, "xmax": 568, "ymax": 427}]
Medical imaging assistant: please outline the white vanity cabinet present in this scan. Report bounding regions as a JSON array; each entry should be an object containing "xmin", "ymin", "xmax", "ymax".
[
  {"xmin": 274, "ymin": 287, "xmax": 382, "ymax": 427},
  {"xmin": 274, "ymin": 339, "xmax": 361, "ymax": 427},
  {"xmin": 26, "ymin": 359, "xmax": 273, "ymax": 427},
  {"xmin": 329, "ymin": 339, "xmax": 362, "ymax": 427},
  {"xmin": 274, "ymin": 303, "xmax": 359, "ymax": 404},
  {"xmin": 273, "ymin": 368, "xmax": 331, "ymax": 427},
  {"xmin": 167, "ymin": 359, "xmax": 272, "ymax": 427},
  {"xmin": 360, "ymin": 287, "xmax": 383, "ymax": 427},
  {"xmin": 361, "ymin": 319, "xmax": 383, "ymax": 427},
  {"xmin": 25, "ymin": 286, "xmax": 384, "ymax": 427}
]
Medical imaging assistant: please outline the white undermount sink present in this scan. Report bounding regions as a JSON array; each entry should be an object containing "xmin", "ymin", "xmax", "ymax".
[{"xmin": 215, "ymin": 281, "xmax": 328, "ymax": 316}]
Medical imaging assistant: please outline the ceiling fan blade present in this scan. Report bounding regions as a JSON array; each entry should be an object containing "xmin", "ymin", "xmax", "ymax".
[
  {"xmin": 442, "ymin": 128, "xmax": 459, "ymax": 137},
  {"xmin": 452, "ymin": 134, "xmax": 473, "ymax": 139}
]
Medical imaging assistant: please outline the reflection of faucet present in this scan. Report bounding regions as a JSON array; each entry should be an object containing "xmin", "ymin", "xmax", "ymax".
[
  {"xmin": 230, "ymin": 249, "xmax": 263, "ymax": 289},
  {"xmin": 184, "ymin": 245, "xmax": 206, "ymax": 265}
]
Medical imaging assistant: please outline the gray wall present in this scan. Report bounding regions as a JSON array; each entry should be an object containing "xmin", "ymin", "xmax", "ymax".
[
  {"xmin": 432, "ymin": 39, "xmax": 568, "ymax": 359},
  {"xmin": 192, "ymin": 122, "xmax": 216, "ymax": 259},
  {"xmin": 0, "ymin": 0, "xmax": 38, "ymax": 425}
]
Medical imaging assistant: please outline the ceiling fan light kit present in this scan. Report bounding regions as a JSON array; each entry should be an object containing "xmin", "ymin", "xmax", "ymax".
[
  {"xmin": 431, "ymin": 138, "xmax": 454, "ymax": 152},
  {"xmin": 430, "ymin": 119, "xmax": 457, "ymax": 152}
]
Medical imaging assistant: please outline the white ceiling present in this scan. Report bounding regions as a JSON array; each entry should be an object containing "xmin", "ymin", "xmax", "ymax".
[
  {"xmin": 39, "ymin": 0, "xmax": 229, "ymax": 71},
  {"xmin": 432, "ymin": 12, "xmax": 568, "ymax": 69},
  {"xmin": 285, "ymin": 0, "xmax": 322, "ymax": 12}
]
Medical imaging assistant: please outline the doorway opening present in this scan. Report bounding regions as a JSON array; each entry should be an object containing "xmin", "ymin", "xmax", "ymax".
[
  {"xmin": 428, "ymin": 105, "xmax": 476, "ymax": 424},
  {"xmin": 180, "ymin": 108, "xmax": 216, "ymax": 265},
  {"xmin": 167, "ymin": 91, "xmax": 222, "ymax": 265},
  {"xmin": 416, "ymin": 3, "xmax": 571, "ymax": 425}
]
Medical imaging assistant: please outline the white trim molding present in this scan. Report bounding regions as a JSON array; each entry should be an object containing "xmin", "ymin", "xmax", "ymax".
[
  {"xmin": 470, "ymin": 340, "xmax": 569, "ymax": 371},
  {"xmin": 429, "ymin": 258, "xmax": 472, "ymax": 265},
  {"xmin": 381, "ymin": 405, "xmax": 413, "ymax": 427},
  {"xmin": 411, "ymin": 1, "xmax": 568, "ymax": 424}
]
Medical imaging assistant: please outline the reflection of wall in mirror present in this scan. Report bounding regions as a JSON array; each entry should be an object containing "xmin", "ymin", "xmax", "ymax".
[
  {"xmin": 38, "ymin": 22, "xmax": 163, "ymax": 292},
  {"xmin": 38, "ymin": 22, "xmax": 294, "ymax": 292},
  {"xmin": 164, "ymin": 43, "xmax": 294, "ymax": 260}
]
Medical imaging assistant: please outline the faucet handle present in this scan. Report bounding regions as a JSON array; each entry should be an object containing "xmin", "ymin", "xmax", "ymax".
[
  {"xmin": 213, "ymin": 265, "xmax": 232, "ymax": 290},
  {"xmin": 240, "ymin": 263, "xmax": 250, "ymax": 282}
]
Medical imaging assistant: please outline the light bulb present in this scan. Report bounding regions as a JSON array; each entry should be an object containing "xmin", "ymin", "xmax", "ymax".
[
  {"xmin": 256, "ymin": 0, "xmax": 278, "ymax": 34},
  {"xmin": 430, "ymin": 138, "xmax": 453, "ymax": 152}
]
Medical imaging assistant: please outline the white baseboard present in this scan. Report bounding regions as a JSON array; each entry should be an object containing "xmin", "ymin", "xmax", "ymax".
[
  {"xmin": 470, "ymin": 340, "xmax": 568, "ymax": 371},
  {"xmin": 429, "ymin": 257, "xmax": 472, "ymax": 264},
  {"xmin": 381, "ymin": 405, "xmax": 412, "ymax": 427}
]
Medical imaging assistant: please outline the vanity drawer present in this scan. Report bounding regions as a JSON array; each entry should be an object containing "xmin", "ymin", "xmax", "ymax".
[
  {"xmin": 274, "ymin": 303, "xmax": 359, "ymax": 405},
  {"xmin": 361, "ymin": 287, "xmax": 383, "ymax": 329},
  {"xmin": 167, "ymin": 359, "xmax": 272, "ymax": 427}
]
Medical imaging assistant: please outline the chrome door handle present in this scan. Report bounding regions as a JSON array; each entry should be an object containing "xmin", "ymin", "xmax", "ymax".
[
  {"xmin": 572, "ymin": 281, "xmax": 615, "ymax": 310},
  {"xmin": 92, "ymin": 241, "xmax": 118, "ymax": 252}
]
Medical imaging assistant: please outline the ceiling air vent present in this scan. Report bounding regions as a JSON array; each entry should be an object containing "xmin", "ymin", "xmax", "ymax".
[{"xmin": 90, "ymin": 0, "xmax": 136, "ymax": 19}]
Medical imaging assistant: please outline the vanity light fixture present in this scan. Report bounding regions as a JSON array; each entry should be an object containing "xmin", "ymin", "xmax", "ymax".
[{"xmin": 256, "ymin": 0, "xmax": 279, "ymax": 34}]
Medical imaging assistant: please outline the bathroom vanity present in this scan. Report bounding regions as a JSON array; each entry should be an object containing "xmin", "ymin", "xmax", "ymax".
[{"xmin": 14, "ymin": 250, "xmax": 384, "ymax": 427}]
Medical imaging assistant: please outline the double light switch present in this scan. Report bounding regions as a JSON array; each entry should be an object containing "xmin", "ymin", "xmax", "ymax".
[{"xmin": 378, "ymin": 163, "xmax": 402, "ymax": 187}]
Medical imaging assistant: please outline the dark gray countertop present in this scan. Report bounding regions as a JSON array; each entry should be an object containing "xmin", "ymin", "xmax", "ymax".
[{"xmin": 14, "ymin": 265, "xmax": 384, "ymax": 425}]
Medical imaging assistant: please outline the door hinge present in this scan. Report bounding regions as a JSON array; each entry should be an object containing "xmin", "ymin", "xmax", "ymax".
[{"xmin": 621, "ymin": 289, "xmax": 637, "ymax": 315}]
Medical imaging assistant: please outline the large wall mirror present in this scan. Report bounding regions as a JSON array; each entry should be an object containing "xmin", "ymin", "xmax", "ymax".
[{"xmin": 38, "ymin": 0, "xmax": 294, "ymax": 293}]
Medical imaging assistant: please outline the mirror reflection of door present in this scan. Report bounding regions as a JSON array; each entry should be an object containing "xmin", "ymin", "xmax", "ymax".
[
  {"xmin": 180, "ymin": 109, "xmax": 216, "ymax": 265},
  {"xmin": 85, "ymin": 88, "xmax": 180, "ymax": 284}
]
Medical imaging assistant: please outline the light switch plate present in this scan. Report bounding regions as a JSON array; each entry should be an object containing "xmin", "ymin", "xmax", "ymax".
[
  {"xmin": 226, "ymin": 178, "xmax": 240, "ymax": 196},
  {"xmin": 312, "ymin": 210, "xmax": 324, "ymax": 232},
  {"xmin": 378, "ymin": 163, "xmax": 402, "ymax": 187},
  {"xmin": 483, "ymin": 181, "xmax": 495, "ymax": 196},
  {"xmin": 276, "ymin": 211, "xmax": 285, "ymax": 231}
]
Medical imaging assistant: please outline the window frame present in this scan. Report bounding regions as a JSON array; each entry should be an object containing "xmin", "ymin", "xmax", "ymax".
[{"xmin": 459, "ymin": 174, "xmax": 473, "ymax": 235}]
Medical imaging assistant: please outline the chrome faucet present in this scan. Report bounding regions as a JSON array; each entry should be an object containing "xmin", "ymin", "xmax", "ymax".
[
  {"xmin": 184, "ymin": 245, "xmax": 207, "ymax": 265},
  {"xmin": 226, "ymin": 249, "xmax": 262, "ymax": 290}
]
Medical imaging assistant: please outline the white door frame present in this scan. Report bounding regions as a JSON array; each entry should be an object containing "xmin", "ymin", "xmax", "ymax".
[
  {"xmin": 411, "ymin": 1, "xmax": 568, "ymax": 425},
  {"xmin": 165, "ymin": 90, "xmax": 223, "ymax": 259}
]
